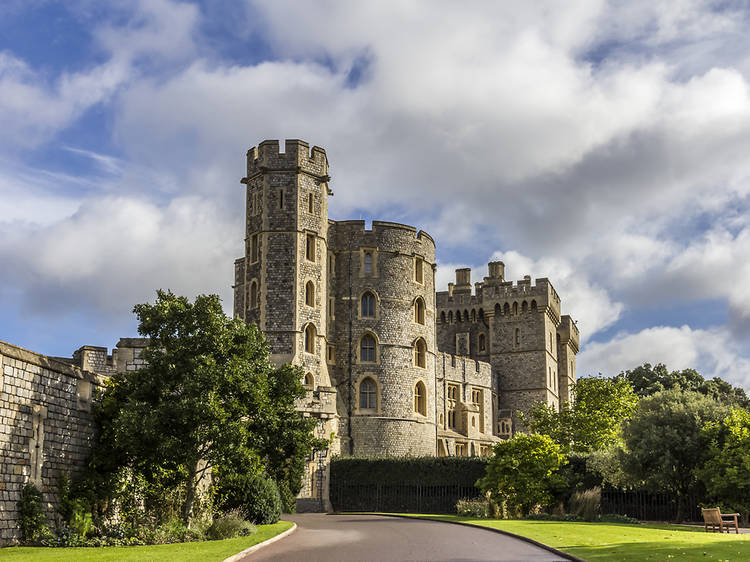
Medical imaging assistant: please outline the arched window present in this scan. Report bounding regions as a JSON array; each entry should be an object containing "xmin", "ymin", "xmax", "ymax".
[
  {"xmin": 359, "ymin": 377, "xmax": 376, "ymax": 409},
  {"xmin": 478, "ymin": 333, "xmax": 486, "ymax": 352},
  {"xmin": 306, "ymin": 234, "xmax": 315, "ymax": 261},
  {"xmin": 414, "ymin": 338, "xmax": 426, "ymax": 368},
  {"xmin": 503, "ymin": 303, "xmax": 510, "ymax": 315},
  {"xmin": 522, "ymin": 301, "xmax": 528, "ymax": 312},
  {"xmin": 305, "ymin": 281, "xmax": 315, "ymax": 307},
  {"xmin": 414, "ymin": 381, "xmax": 427, "ymax": 415},
  {"xmin": 414, "ymin": 297, "xmax": 425, "ymax": 324},
  {"xmin": 494, "ymin": 303, "xmax": 501, "ymax": 316},
  {"xmin": 441, "ymin": 311, "xmax": 446, "ymax": 323},
  {"xmin": 531, "ymin": 300, "xmax": 537, "ymax": 312},
  {"xmin": 515, "ymin": 328, "xmax": 520, "ymax": 346},
  {"xmin": 249, "ymin": 280, "xmax": 258, "ymax": 309},
  {"xmin": 512, "ymin": 302, "xmax": 518, "ymax": 314},
  {"xmin": 448, "ymin": 311, "xmax": 453, "ymax": 323},
  {"xmin": 361, "ymin": 291, "xmax": 375, "ymax": 317},
  {"xmin": 478, "ymin": 308, "xmax": 484, "ymax": 321},
  {"xmin": 304, "ymin": 324, "xmax": 316, "ymax": 353},
  {"xmin": 456, "ymin": 310, "xmax": 462, "ymax": 322},
  {"xmin": 360, "ymin": 333, "xmax": 376, "ymax": 362},
  {"xmin": 364, "ymin": 251, "xmax": 373, "ymax": 275},
  {"xmin": 471, "ymin": 309, "xmax": 476, "ymax": 322},
  {"xmin": 304, "ymin": 372, "xmax": 314, "ymax": 386},
  {"xmin": 464, "ymin": 309, "xmax": 469, "ymax": 322}
]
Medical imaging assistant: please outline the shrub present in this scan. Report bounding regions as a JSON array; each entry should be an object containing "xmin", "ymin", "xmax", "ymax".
[
  {"xmin": 217, "ymin": 473, "xmax": 282, "ymax": 525},
  {"xmin": 456, "ymin": 497, "xmax": 489, "ymax": 518},
  {"xmin": 599, "ymin": 513, "xmax": 639, "ymax": 524},
  {"xmin": 569, "ymin": 486, "xmax": 601, "ymax": 521},
  {"xmin": 206, "ymin": 510, "xmax": 256, "ymax": 540},
  {"xmin": 17, "ymin": 483, "xmax": 48, "ymax": 544},
  {"xmin": 277, "ymin": 479, "xmax": 297, "ymax": 514}
]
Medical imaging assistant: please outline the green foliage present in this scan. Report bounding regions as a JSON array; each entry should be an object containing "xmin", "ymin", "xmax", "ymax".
[
  {"xmin": 477, "ymin": 434, "xmax": 567, "ymax": 517},
  {"xmin": 621, "ymin": 389, "xmax": 730, "ymax": 520},
  {"xmin": 569, "ymin": 487, "xmax": 601, "ymax": 521},
  {"xmin": 276, "ymin": 479, "xmax": 297, "ymax": 514},
  {"xmin": 621, "ymin": 363, "xmax": 750, "ymax": 408},
  {"xmin": 524, "ymin": 376, "xmax": 638, "ymax": 454},
  {"xmin": 330, "ymin": 456, "xmax": 489, "ymax": 486},
  {"xmin": 17, "ymin": 483, "xmax": 48, "ymax": 545},
  {"xmin": 244, "ymin": 476, "xmax": 283, "ymax": 525},
  {"xmin": 455, "ymin": 498, "xmax": 489, "ymax": 518},
  {"xmin": 205, "ymin": 510, "xmax": 256, "ymax": 540},
  {"xmin": 696, "ymin": 407, "xmax": 750, "ymax": 518}
]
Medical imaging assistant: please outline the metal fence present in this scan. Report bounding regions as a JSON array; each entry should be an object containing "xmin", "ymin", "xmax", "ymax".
[
  {"xmin": 600, "ymin": 488, "xmax": 702, "ymax": 522},
  {"xmin": 330, "ymin": 483, "xmax": 481, "ymax": 514}
]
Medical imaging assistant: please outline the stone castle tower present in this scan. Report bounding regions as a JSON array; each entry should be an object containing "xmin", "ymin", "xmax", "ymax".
[{"xmin": 232, "ymin": 139, "xmax": 579, "ymax": 509}]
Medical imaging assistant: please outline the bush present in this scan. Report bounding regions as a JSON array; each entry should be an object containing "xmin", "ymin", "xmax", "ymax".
[
  {"xmin": 599, "ymin": 513, "xmax": 639, "ymax": 524},
  {"xmin": 206, "ymin": 510, "xmax": 256, "ymax": 540},
  {"xmin": 525, "ymin": 513, "xmax": 583, "ymax": 522},
  {"xmin": 456, "ymin": 497, "xmax": 489, "ymax": 518},
  {"xmin": 277, "ymin": 479, "xmax": 297, "ymax": 514},
  {"xmin": 17, "ymin": 483, "xmax": 48, "ymax": 544},
  {"xmin": 569, "ymin": 486, "xmax": 601, "ymax": 521},
  {"xmin": 217, "ymin": 473, "xmax": 282, "ymax": 525}
]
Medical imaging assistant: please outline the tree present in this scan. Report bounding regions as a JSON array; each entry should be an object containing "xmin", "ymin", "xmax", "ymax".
[
  {"xmin": 477, "ymin": 433, "xmax": 567, "ymax": 517},
  {"xmin": 524, "ymin": 376, "xmax": 638, "ymax": 454},
  {"xmin": 93, "ymin": 290, "xmax": 322, "ymax": 525},
  {"xmin": 621, "ymin": 363, "xmax": 749, "ymax": 409},
  {"xmin": 696, "ymin": 408, "xmax": 750, "ymax": 522},
  {"xmin": 621, "ymin": 389, "xmax": 730, "ymax": 521}
]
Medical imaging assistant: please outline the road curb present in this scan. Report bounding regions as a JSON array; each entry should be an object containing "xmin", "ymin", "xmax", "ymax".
[
  {"xmin": 359, "ymin": 513, "xmax": 585, "ymax": 562},
  {"xmin": 223, "ymin": 522, "xmax": 297, "ymax": 561}
]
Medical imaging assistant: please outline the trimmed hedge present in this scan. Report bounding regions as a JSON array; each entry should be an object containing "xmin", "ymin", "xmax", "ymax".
[{"xmin": 331, "ymin": 456, "xmax": 489, "ymax": 486}]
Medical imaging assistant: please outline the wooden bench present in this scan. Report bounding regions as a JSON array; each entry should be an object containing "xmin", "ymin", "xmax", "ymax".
[{"xmin": 702, "ymin": 507, "xmax": 740, "ymax": 533}]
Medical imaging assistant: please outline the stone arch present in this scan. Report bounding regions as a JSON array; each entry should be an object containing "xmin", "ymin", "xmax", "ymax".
[
  {"xmin": 414, "ymin": 296, "xmax": 426, "ymax": 324},
  {"xmin": 512, "ymin": 301, "xmax": 518, "ymax": 314},
  {"xmin": 305, "ymin": 280, "xmax": 315, "ymax": 307},
  {"xmin": 304, "ymin": 323, "xmax": 316, "ymax": 354},
  {"xmin": 414, "ymin": 337, "xmax": 427, "ymax": 368},
  {"xmin": 531, "ymin": 299, "xmax": 537, "ymax": 311},
  {"xmin": 360, "ymin": 289, "xmax": 377, "ymax": 318},
  {"xmin": 522, "ymin": 300, "xmax": 528, "ymax": 312},
  {"xmin": 304, "ymin": 372, "xmax": 314, "ymax": 386},
  {"xmin": 359, "ymin": 331, "xmax": 379, "ymax": 363},
  {"xmin": 503, "ymin": 302, "xmax": 510, "ymax": 315},
  {"xmin": 414, "ymin": 380, "xmax": 427, "ymax": 416}
]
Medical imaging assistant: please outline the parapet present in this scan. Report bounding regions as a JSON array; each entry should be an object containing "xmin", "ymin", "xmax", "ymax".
[
  {"xmin": 557, "ymin": 315, "xmax": 580, "ymax": 352},
  {"xmin": 329, "ymin": 219, "xmax": 436, "ymax": 256},
  {"xmin": 437, "ymin": 352, "xmax": 492, "ymax": 381},
  {"xmin": 245, "ymin": 139, "xmax": 328, "ymax": 178}
]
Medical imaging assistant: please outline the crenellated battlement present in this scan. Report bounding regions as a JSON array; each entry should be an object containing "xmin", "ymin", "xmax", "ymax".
[
  {"xmin": 329, "ymin": 219, "xmax": 436, "ymax": 257},
  {"xmin": 557, "ymin": 315, "xmax": 580, "ymax": 352},
  {"xmin": 245, "ymin": 139, "xmax": 328, "ymax": 179}
]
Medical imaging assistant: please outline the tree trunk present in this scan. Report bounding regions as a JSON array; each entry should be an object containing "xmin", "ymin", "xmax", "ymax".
[
  {"xmin": 675, "ymin": 494, "xmax": 684, "ymax": 523},
  {"xmin": 182, "ymin": 460, "xmax": 198, "ymax": 527}
]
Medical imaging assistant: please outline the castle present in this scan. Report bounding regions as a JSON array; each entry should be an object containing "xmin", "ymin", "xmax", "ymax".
[{"xmin": 231, "ymin": 139, "xmax": 579, "ymax": 508}]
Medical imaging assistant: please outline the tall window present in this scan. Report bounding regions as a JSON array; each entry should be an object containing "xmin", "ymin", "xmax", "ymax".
[
  {"xmin": 306, "ymin": 234, "xmax": 315, "ymax": 261},
  {"xmin": 327, "ymin": 345, "xmax": 335, "ymax": 364},
  {"xmin": 328, "ymin": 297, "xmax": 335, "ymax": 319},
  {"xmin": 304, "ymin": 324, "xmax": 316, "ymax": 353},
  {"xmin": 441, "ymin": 311, "xmax": 446, "ymax": 323},
  {"xmin": 360, "ymin": 333, "xmax": 376, "ymax": 362},
  {"xmin": 249, "ymin": 281, "xmax": 258, "ymax": 309},
  {"xmin": 414, "ymin": 257, "xmax": 424, "ymax": 283},
  {"xmin": 512, "ymin": 302, "xmax": 518, "ymax": 314},
  {"xmin": 305, "ymin": 281, "xmax": 315, "ymax": 307},
  {"xmin": 360, "ymin": 377, "xmax": 376, "ymax": 409},
  {"xmin": 515, "ymin": 328, "xmax": 520, "ymax": 346},
  {"xmin": 414, "ymin": 338, "xmax": 426, "ymax": 368},
  {"xmin": 414, "ymin": 297, "xmax": 425, "ymax": 324},
  {"xmin": 503, "ymin": 302, "xmax": 510, "ymax": 315},
  {"xmin": 279, "ymin": 188, "xmax": 284, "ymax": 209},
  {"xmin": 328, "ymin": 254, "xmax": 335, "ymax": 277},
  {"xmin": 307, "ymin": 193, "xmax": 314, "ymax": 214},
  {"xmin": 361, "ymin": 291, "xmax": 375, "ymax": 317},
  {"xmin": 304, "ymin": 372, "xmax": 314, "ymax": 386},
  {"xmin": 531, "ymin": 300, "xmax": 537, "ymax": 311},
  {"xmin": 250, "ymin": 233, "xmax": 259, "ymax": 263},
  {"xmin": 364, "ymin": 251, "xmax": 373, "ymax": 275},
  {"xmin": 414, "ymin": 381, "xmax": 426, "ymax": 415},
  {"xmin": 478, "ymin": 333, "xmax": 486, "ymax": 352},
  {"xmin": 522, "ymin": 301, "xmax": 528, "ymax": 312},
  {"xmin": 447, "ymin": 384, "xmax": 458, "ymax": 429}
]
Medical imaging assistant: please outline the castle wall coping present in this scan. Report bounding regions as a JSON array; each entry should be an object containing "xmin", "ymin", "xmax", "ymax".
[
  {"xmin": 0, "ymin": 340, "xmax": 101, "ymax": 382},
  {"xmin": 330, "ymin": 219, "xmax": 435, "ymax": 245},
  {"xmin": 116, "ymin": 337, "xmax": 150, "ymax": 348}
]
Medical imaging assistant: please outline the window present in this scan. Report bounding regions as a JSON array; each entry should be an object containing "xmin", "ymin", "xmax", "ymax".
[
  {"xmin": 447, "ymin": 384, "xmax": 459, "ymax": 430},
  {"xmin": 414, "ymin": 338, "xmax": 426, "ymax": 368},
  {"xmin": 305, "ymin": 281, "xmax": 315, "ymax": 307},
  {"xmin": 478, "ymin": 333, "xmax": 486, "ymax": 352},
  {"xmin": 306, "ymin": 234, "xmax": 315, "ymax": 261},
  {"xmin": 515, "ymin": 328, "xmax": 520, "ymax": 346},
  {"xmin": 360, "ymin": 333, "xmax": 376, "ymax": 362},
  {"xmin": 472, "ymin": 388, "xmax": 481, "ymax": 406},
  {"xmin": 414, "ymin": 381, "xmax": 426, "ymax": 415},
  {"xmin": 250, "ymin": 233, "xmax": 259, "ymax": 263},
  {"xmin": 327, "ymin": 345, "xmax": 336, "ymax": 364},
  {"xmin": 522, "ymin": 301, "xmax": 528, "ymax": 312},
  {"xmin": 304, "ymin": 324, "xmax": 316, "ymax": 353},
  {"xmin": 448, "ymin": 311, "xmax": 453, "ymax": 323},
  {"xmin": 364, "ymin": 251, "xmax": 373, "ymax": 275},
  {"xmin": 415, "ymin": 257, "xmax": 424, "ymax": 283},
  {"xmin": 471, "ymin": 309, "xmax": 476, "ymax": 322},
  {"xmin": 328, "ymin": 254, "xmax": 335, "ymax": 277},
  {"xmin": 249, "ymin": 281, "xmax": 258, "ymax": 309},
  {"xmin": 279, "ymin": 188, "xmax": 284, "ymax": 209},
  {"xmin": 456, "ymin": 310, "xmax": 462, "ymax": 323},
  {"xmin": 463, "ymin": 310, "xmax": 469, "ymax": 322},
  {"xmin": 361, "ymin": 291, "xmax": 375, "ymax": 317},
  {"xmin": 304, "ymin": 372, "xmax": 314, "ymax": 386},
  {"xmin": 307, "ymin": 193, "xmax": 314, "ymax": 214},
  {"xmin": 441, "ymin": 311, "xmax": 446, "ymax": 323},
  {"xmin": 531, "ymin": 300, "xmax": 537, "ymax": 311},
  {"xmin": 503, "ymin": 302, "xmax": 510, "ymax": 315},
  {"xmin": 455, "ymin": 442, "xmax": 466, "ymax": 456},
  {"xmin": 512, "ymin": 302, "xmax": 518, "ymax": 314},
  {"xmin": 328, "ymin": 297, "xmax": 335, "ymax": 319},
  {"xmin": 414, "ymin": 297, "xmax": 425, "ymax": 324},
  {"xmin": 359, "ymin": 377, "xmax": 376, "ymax": 409}
]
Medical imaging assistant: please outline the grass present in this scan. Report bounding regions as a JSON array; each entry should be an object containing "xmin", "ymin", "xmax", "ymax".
[
  {"xmin": 0, "ymin": 520, "xmax": 293, "ymax": 562},
  {"xmin": 396, "ymin": 514, "xmax": 750, "ymax": 561}
]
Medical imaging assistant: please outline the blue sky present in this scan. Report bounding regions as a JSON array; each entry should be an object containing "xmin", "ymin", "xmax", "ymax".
[{"xmin": 1, "ymin": 0, "xmax": 749, "ymax": 389}]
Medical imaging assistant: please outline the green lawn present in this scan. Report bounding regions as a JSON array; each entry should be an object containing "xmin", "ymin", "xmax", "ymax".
[
  {"xmin": 399, "ymin": 515, "xmax": 750, "ymax": 561},
  {"xmin": 0, "ymin": 520, "xmax": 293, "ymax": 562}
]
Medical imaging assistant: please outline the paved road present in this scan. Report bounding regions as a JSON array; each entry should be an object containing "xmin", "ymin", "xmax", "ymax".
[{"xmin": 244, "ymin": 514, "xmax": 566, "ymax": 561}]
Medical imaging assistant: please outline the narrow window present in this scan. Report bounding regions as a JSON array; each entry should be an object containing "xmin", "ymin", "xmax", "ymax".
[
  {"xmin": 360, "ymin": 377, "xmax": 376, "ymax": 409},
  {"xmin": 279, "ymin": 188, "xmax": 284, "ymax": 209},
  {"xmin": 503, "ymin": 303, "xmax": 510, "ymax": 315},
  {"xmin": 415, "ymin": 257, "xmax": 423, "ymax": 283},
  {"xmin": 304, "ymin": 324, "xmax": 316, "ymax": 353},
  {"xmin": 304, "ymin": 372, "xmax": 314, "ymax": 386},
  {"xmin": 414, "ymin": 338, "xmax": 426, "ymax": 368},
  {"xmin": 414, "ymin": 297, "xmax": 425, "ymax": 324},
  {"xmin": 515, "ymin": 328, "xmax": 520, "ymax": 346},
  {"xmin": 361, "ymin": 291, "xmax": 375, "ymax": 317},
  {"xmin": 305, "ymin": 281, "xmax": 315, "ymax": 307},
  {"xmin": 329, "ymin": 254, "xmax": 335, "ymax": 277},
  {"xmin": 250, "ymin": 281, "xmax": 258, "ymax": 309},
  {"xmin": 414, "ymin": 381, "xmax": 427, "ymax": 415},
  {"xmin": 251, "ymin": 233, "xmax": 259, "ymax": 263},
  {"xmin": 364, "ymin": 251, "xmax": 373, "ymax": 275},
  {"xmin": 447, "ymin": 384, "xmax": 458, "ymax": 429},
  {"xmin": 441, "ymin": 311, "xmax": 446, "ymax": 323},
  {"xmin": 456, "ymin": 310, "xmax": 462, "ymax": 323},
  {"xmin": 306, "ymin": 234, "xmax": 315, "ymax": 261},
  {"xmin": 464, "ymin": 309, "xmax": 469, "ymax": 322},
  {"xmin": 308, "ymin": 193, "xmax": 314, "ymax": 214},
  {"xmin": 478, "ymin": 333, "xmax": 486, "ymax": 352},
  {"xmin": 327, "ymin": 345, "xmax": 335, "ymax": 364},
  {"xmin": 448, "ymin": 311, "xmax": 453, "ymax": 323},
  {"xmin": 328, "ymin": 297, "xmax": 335, "ymax": 319},
  {"xmin": 522, "ymin": 301, "xmax": 528, "ymax": 312},
  {"xmin": 494, "ymin": 303, "xmax": 501, "ymax": 316},
  {"xmin": 471, "ymin": 309, "xmax": 476, "ymax": 322},
  {"xmin": 531, "ymin": 300, "xmax": 537, "ymax": 311},
  {"xmin": 512, "ymin": 302, "xmax": 518, "ymax": 314},
  {"xmin": 478, "ymin": 308, "xmax": 484, "ymax": 321},
  {"xmin": 360, "ymin": 333, "xmax": 376, "ymax": 362}
]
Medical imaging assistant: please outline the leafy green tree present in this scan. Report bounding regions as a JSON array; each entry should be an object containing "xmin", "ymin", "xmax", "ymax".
[
  {"xmin": 696, "ymin": 408, "xmax": 750, "ymax": 521},
  {"xmin": 621, "ymin": 363, "xmax": 749, "ymax": 408},
  {"xmin": 524, "ymin": 376, "xmax": 638, "ymax": 454},
  {"xmin": 477, "ymin": 433, "xmax": 567, "ymax": 517},
  {"xmin": 621, "ymin": 389, "xmax": 730, "ymax": 521},
  {"xmin": 92, "ymin": 290, "xmax": 322, "ymax": 525}
]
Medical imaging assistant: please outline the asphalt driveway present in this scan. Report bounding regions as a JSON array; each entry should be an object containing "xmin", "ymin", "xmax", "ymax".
[{"xmin": 243, "ymin": 513, "xmax": 567, "ymax": 561}]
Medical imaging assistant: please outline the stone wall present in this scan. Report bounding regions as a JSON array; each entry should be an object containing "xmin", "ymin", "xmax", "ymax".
[{"xmin": 0, "ymin": 341, "xmax": 105, "ymax": 545}]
